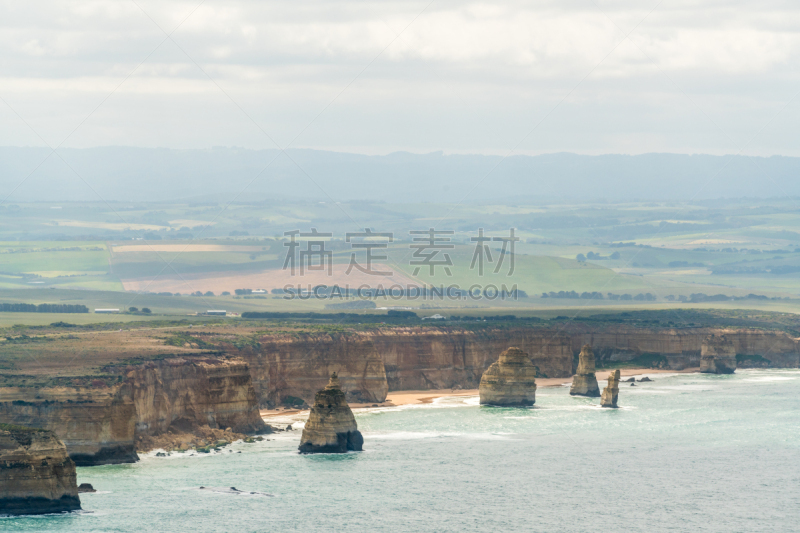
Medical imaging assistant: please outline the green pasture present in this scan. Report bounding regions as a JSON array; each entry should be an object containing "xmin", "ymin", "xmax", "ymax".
[
  {"xmin": 380, "ymin": 244, "xmax": 653, "ymax": 295},
  {"xmin": 0, "ymin": 248, "xmax": 109, "ymax": 273},
  {"xmin": 0, "ymin": 199, "xmax": 799, "ymax": 313}
]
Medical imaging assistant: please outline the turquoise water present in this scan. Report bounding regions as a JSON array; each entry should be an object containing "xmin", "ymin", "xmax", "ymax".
[{"xmin": 4, "ymin": 370, "xmax": 800, "ymax": 532}]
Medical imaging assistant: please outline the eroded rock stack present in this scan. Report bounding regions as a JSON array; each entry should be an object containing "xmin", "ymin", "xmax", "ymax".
[
  {"xmin": 0, "ymin": 424, "xmax": 81, "ymax": 515},
  {"xmin": 299, "ymin": 373, "xmax": 364, "ymax": 454},
  {"xmin": 479, "ymin": 347, "xmax": 538, "ymax": 406},
  {"xmin": 700, "ymin": 335, "xmax": 737, "ymax": 374},
  {"xmin": 600, "ymin": 369, "xmax": 620, "ymax": 408},
  {"xmin": 570, "ymin": 344, "xmax": 601, "ymax": 397}
]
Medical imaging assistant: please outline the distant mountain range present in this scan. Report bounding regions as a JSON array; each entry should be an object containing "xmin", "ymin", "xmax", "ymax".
[{"xmin": 1, "ymin": 146, "xmax": 798, "ymax": 203}]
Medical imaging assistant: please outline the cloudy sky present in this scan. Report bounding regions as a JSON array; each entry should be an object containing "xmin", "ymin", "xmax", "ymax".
[{"xmin": 1, "ymin": 0, "xmax": 799, "ymax": 155}]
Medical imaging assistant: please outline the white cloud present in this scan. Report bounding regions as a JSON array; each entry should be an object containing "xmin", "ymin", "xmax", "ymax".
[{"xmin": 0, "ymin": 0, "xmax": 799, "ymax": 154}]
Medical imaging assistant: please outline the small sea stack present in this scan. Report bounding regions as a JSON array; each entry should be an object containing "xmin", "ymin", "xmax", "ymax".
[
  {"xmin": 299, "ymin": 373, "xmax": 364, "ymax": 454},
  {"xmin": 600, "ymin": 370, "xmax": 620, "ymax": 408},
  {"xmin": 0, "ymin": 424, "xmax": 81, "ymax": 516},
  {"xmin": 570, "ymin": 344, "xmax": 601, "ymax": 397},
  {"xmin": 700, "ymin": 334, "xmax": 737, "ymax": 374},
  {"xmin": 479, "ymin": 347, "xmax": 538, "ymax": 406}
]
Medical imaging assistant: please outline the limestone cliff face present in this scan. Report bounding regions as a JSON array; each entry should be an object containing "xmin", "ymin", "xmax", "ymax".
[
  {"xmin": 374, "ymin": 328, "xmax": 573, "ymax": 391},
  {"xmin": 600, "ymin": 370, "xmax": 620, "ymax": 408},
  {"xmin": 570, "ymin": 344, "xmax": 601, "ymax": 397},
  {"xmin": 700, "ymin": 335, "xmax": 737, "ymax": 374},
  {"xmin": 240, "ymin": 325, "xmax": 796, "ymax": 407},
  {"xmin": 125, "ymin": 357, "xmax": 267, "ymax": 436},
  {"xmin": 0, "ymin": 385, "xmax": 137, "ymax": 466},
  {"xmin": 2, "ymin": 323, "xmax": 798, "ymax": 466},
  {"xmin": 299, "ymin": 374, "xmax": 363, "ymax": 454},
  {"xmin": 565, "ymin": 325, "xmax": 800, "ymax": 370},
  {"xmin": 0, "ymin": 355, "xmax": 266, "ymax": 465},
  {"xmin": 479, "ymin": 348, "xmax": 537, "ymax": 406},
  {"xmin": 238, "ymin": 328, "xmax": 571, "ymax": 407},
  {"xmin": 244, "ymin": 333, "xmax": 388, "ymax": 408},
  {"xmin": 0, "ymin": 424, "xmax": 80, "ymax": 515}
]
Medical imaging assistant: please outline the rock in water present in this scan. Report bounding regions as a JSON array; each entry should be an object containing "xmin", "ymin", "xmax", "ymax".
[
  {"xmin": 570, "ymin": 344, "xmax": 601, "ymax": 397},
  {"xmin": 700, "ymin": 335, "xmax": 737, "ymax": 374},
  {"xmin": 299, "ymin": 373, "xmax": 364, "ymax": 454},
  {"xmin": 600, "ymin": 370, "xmax": 620, "ymax": 408},
  {"xmin": 479, "ymin": 347, "xmax": 538, "ymax": 406},
  {"xmin": 0, "ymin": 424, "xmax": 81, "ymax": 515}
]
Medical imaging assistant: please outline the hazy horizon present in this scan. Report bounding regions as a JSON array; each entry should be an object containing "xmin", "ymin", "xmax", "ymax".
[{"xmin": 3, "ymin": 146, "xmax": 800, "ymax": 204}]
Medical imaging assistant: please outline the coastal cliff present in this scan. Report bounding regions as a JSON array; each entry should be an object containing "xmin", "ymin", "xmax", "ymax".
[
  {"xmin": 479, "ymin": 348, "xmax": 538, "ymax": 406},
  {"xmin": 570, "ymin": 344, "xmax": 600, "ymax": 397},
  {"xmin": 0, "ymin": 355, "xmax": 267, "ymax": 465},
  {"xmin": 2, "ymin": 322, "xmax": 799, "ymax": 465},
  {"xmin": 700, "ymin": 335, "xmax": 737, "ymax": 374},
  {"xmin": 374, "ymin": 328, "xmax": 572, "ymax": 390},
  {"xmin": 565, "ymin": 325, "xmax": 799, "ymax": 370},
  {"xmin": 123, "ymin": 357, "xmax": 267, "ymax": 436},
  {"xmin": 0, "ymin": 424, "xmax": 80, "ymax": 515},
  {"xmin": 244, "ymin": 332, "xmax": 388, "ymax": 408},
  {"xmin": 233, "ymin": 328, "xmax": 572, "ymax": 408},
  {"xmin": 0, "ymin": 384, "xmax": 137, "ymax": 466},
  {"xmin": 299, "ymin": 373, "xmax": 363, "ymax": 454}
]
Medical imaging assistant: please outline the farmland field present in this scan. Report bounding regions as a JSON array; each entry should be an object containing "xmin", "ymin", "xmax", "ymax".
[{"xmin": 0, "ymin": 199, "xmax": 799, "ymax": 323}]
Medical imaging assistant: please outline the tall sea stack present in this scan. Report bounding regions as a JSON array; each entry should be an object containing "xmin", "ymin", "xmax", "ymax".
[
  {"xmin": 0, "ymin": 424, "xmax": 81, "ymax": 515},
  {"xmin": 570, "ymin": 344, "xmax": 601, "ymax": 397},
  {"xmin": 700, "ymin": 335, "xmax": 737, "ymax": 374},
  {"xmin": 479, "ymin": 347, "xmax": 538, "ymax": 406},
  {"xmin": 600, "ymin": 369, "xmax": 620, "ymax": 408},
  {"xmin": 299, "ymin": 373, "xmax": 364, "ymax": 454}
]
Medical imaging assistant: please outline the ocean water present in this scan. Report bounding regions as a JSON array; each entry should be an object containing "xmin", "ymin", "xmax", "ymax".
[{"xmin": 4, "ymin": 370, "xmax": 800, "ymax": 532}]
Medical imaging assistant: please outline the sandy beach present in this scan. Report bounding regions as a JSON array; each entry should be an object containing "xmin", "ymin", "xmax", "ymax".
[
  {"xmin": 259, "ymin": 367, "xmax": 697, "ymax": 416},
  {"xmin": 372, "ymin": 367, "xmax": 695, "ymax": 407}
]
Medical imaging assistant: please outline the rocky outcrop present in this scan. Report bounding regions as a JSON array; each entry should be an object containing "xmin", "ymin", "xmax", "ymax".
[
  {"xmin": 2, "ymin": 322, "xmax": 799, "ymax": 465},
  {"xmin": 565, "ymin": 325, "xmax": 799, "ymax": 370},
  {"xmin": 373, "ymin": 328, "xmax": 572, "ymax": 390},
  {"xmin": 238, "ymin": 325, "xmax": 799, "ymax": 404},
  {"xmin": 570, "ymin": 344, "xmax": 601, "ymax": 397},
  {"xmin": 0, "ymin": 356, "xmax": 267, "ymax": 465},
  {"xmin": 238, "ymin": 328, "xmax": 572, "ymax": 407},
  {"xmin": 700, "ymin": 335, "xmax": 737, "ymax": 374},
  {"xmin": 0, "ymin": 384, "xmax": 138, "ymax": 466},
  {"xmin": 0, "ymin": 424, "xmax": 80, "ymax": 515},
  {"xmin": 242, "ymin": 333, "xmax": 389, "ymax": 408},
  {"xmin": 600, "ymin": 370, "xmax": 620, "ymax": 408},
  {"xmin": 237, "ymin": 325, "xmax": 799, "ymax": 405},
  {"xmin": 125, "ymin": 357, "xmax": 268, "ymax": 436},
  {"xmin": 299, "ymin": 373, "xmax": 363, "ymax": 454},
  {"xmin": 77, "ymin": 483, "xmax": 95, "ymax": 493},
  {"xmin": 479, "ymin": 348, "xmax": 537, "ymax": 406}
]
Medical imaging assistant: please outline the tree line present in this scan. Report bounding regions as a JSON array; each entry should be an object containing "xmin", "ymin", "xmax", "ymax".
[{"xmin": 0, "ymin": 303, "xmax": 89, "ymax": 313}]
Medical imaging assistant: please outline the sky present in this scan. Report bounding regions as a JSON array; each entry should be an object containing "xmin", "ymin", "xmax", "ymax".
[{"xmin": 1, "ymin": 0, "xmax": 799, "ymax": 156}]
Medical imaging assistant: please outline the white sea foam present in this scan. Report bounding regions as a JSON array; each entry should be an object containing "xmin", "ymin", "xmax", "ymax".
[
  {"xmin": 368, "ymin": 431, "xmax": 511, "ymax": 441},
  {"xmin": 368, "ymin": 431, "xmax": 463, "ymax": 440},
  {"xmin": 742, "ymin": 376, "xmax": 795, "ymax": 382}
]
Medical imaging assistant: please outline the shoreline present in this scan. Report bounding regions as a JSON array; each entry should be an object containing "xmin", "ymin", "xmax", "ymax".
[{"xmin": 260, "ymin": 367, "xmax": 698, "ymax": 416}]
